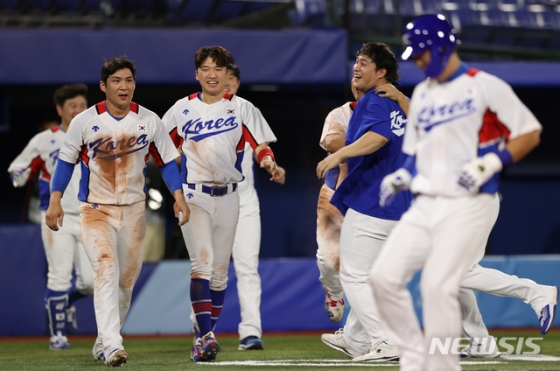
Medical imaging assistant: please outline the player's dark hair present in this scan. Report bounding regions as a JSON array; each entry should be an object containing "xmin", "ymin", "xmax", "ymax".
[
  {"xmin": 229, "ymin": 62, "xmax": 241, "ymax": 80},
  {"xmin": 357, "ymin": 42, "xmax": 400, "ymax": 84},
  {"xmin": 101, "ymin": 56, "xmax": 136, "ymax": 84},
  {"xmin": 53, "ymin": 84, "xmax": 88, "ymax": 107},
  {"xmin": 195, "ymin": 46, "xmax": 234, "ymax": 70}
]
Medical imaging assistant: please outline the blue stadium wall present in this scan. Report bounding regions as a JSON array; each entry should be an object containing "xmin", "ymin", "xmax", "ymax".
[{"xmin": 1, "ymin": 224, "xmax": 559, "ymax": 336}]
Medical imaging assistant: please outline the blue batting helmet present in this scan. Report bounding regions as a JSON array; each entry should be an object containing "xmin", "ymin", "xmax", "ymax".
[{"xmin": 401, "ymin": 14, "xmax": 458, "ymax": 78}]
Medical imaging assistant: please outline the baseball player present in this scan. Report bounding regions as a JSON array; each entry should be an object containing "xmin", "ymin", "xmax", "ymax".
[
  {"xmin": 8, "ymin": 84, "xmax": 92, "ymax": 350},
  {"xmin": 162, "ymin": 46, "xmax": 280, "ymax": 363},
  {"xmin": 187, "ymin": 63, "xmax": 286, "ymax": 351},
  {"xmin": 371, "ymin": 14, "xmax": 545, "ymax": 371},
  {"xmin": 316, "ymin": 42, "xmax": 412, "ymax": 362},
  {"xmin": 46, "ymin": 57, "xmax": 190, "ymax": 367}
]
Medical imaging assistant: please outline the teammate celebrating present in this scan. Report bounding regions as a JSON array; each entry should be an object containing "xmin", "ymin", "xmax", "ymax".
[
  {"xmin": 46, "ymin": 57, "xmax": 190, "ymax": 367},
  {"xmin": 8, "ymin": 84, "xmax": 92, "ymax": 350},
  {"xmin": 316, "ymin": 42, "xmax": 412, "ymax": 362},
  {"xmin": 162, "ymin": 46, "xmax": 281, "ymax": 363},
  {"xmin": 371, "ymin": 14, "xmax": 546, "ymax": 371},
  {"xmin": 187, "ymin": 62, "xmax": 286, "ymax": 351},
  {"xmin": 225, "ymin": 63, "xmax": 286, "ymax": 350}
]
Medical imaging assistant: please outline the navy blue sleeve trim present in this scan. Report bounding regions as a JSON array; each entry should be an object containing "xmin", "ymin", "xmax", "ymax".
[
  {"xmin": 51, "ymin": 159, "xmax": 74, "ymax": 194},
  {"xmin": 403, "ymin": 155, "xmax": 416, "ymax": 175},
  {"xmin": 160, "ymin": 160, "xmax": 182, "ymax": 194}
]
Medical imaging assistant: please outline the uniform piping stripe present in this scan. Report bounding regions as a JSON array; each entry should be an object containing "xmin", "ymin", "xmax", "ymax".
[
  {"xmin": 51, "ymin": 126, "xmax": 60, "ymax": 133},
  {"xmin": 466, "ymin": 68, "xmax": 480, "ymax": 77},
  {"xmin": 479, "ymin": 109, "xmax": 511, "ymax": 145},
  {"xmin": 148, "ymin": 142, "xmax": 164, "ymax": 167},
  {"xmin": 350, "ymin": 101, "xmax": 358, "ymax": 110},
  {"xmin": 241, "ymin": 124, "xmax": 259, "ymax": 150},
  {"xmin": 130, "ymin": 102, "xmax": 139, "ymax": 114},
  {"xmin": 169, "ymin": 127, "xmax": 182, "ymax": 148},
  {"xmin": 95, "ymin": 101, "xmax": 107, "ymax": 115},
  {"xmin": 223, "ymin": 92, "xmax": 233, "ymax": 101},
  {"xmin": 189, "ymin": 92, "xmax": 199, "ymax": 100}
]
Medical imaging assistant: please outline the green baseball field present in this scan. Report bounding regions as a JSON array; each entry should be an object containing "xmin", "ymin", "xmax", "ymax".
[{"xmin": 1, "ymin": 330, "xmax": 559, "ymax": 370}]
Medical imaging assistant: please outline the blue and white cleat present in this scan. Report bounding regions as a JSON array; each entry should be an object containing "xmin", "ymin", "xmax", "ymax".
[
  {"xmin": 49, "ymin": 334, "xmax": 70, "ymax": 350},
  {"xmin": 238, "ymin": 336, "xmax": 264, "ymax": 350},
  {"xmin": 191, "ymin": 337, "xmax": 205, "ymax": 362},
  {"xmin": 539, "ymin": 286, "xmax": 558, "ymax": 335},
  {"xmin": 201, "ymin": 331, "xmax": 220, "ymax": 361}
]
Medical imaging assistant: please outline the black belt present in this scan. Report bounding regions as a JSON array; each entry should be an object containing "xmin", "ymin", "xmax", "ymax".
[{"xmin": 187, "ymin": 183, "xmax": 237, "ymax": 197}]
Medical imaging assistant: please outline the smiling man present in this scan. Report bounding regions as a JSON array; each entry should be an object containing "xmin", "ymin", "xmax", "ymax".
[
  {"xmin": 316, "ymin": 42, "xmax": 412, "ymax": 362},
  {"xmin": 162, "ymin": 46, "xmax": 281, "ymax": 363},
  {"xmin": 46, "ymin": 56, "xmax": 190, "ymax": 367}
]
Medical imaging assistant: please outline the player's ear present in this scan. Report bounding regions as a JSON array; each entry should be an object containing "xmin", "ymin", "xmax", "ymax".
[
  {"xmin": 99, "ymin": 81, "xmax": 106, "ymax": 93},
  {"xmin": 195, "ymin": 69, "xmax": 199, "ymax": 82},
  {"xmin": 377, "ymin": 68, "xmax": 387, "ymax": 79},
  {"xmin": 55, "ymin": 104, "xmax": 63, "ymax": 117}
]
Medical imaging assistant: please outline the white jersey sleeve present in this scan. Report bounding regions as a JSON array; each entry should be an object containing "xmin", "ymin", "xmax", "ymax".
[
  {"xmin": 8, "ymin": 131, "xmax": 45, "ymax": 185},
  {"xmin": 238, "ymin": 96, "xmax": 277, "ymax": 147},
  {"xmin": 319, "ymin": 102, "xmax": 353, "ymax": 151},
  {"xmin": 478, "ymin": 72, "xmax": 542, "ymax": 138}
]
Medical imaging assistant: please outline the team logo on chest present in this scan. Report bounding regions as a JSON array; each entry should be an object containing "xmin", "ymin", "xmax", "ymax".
[
  {"xmin": 181, "ymin": 116, "xmax": 239, "ymax": 142},
  {"xmin": 89, "ymin": 134, "xmax": 149, "ymax": 161},
  {"xmin": 417, "ymin": 98, "xmax": 476, "ymax": 132}
]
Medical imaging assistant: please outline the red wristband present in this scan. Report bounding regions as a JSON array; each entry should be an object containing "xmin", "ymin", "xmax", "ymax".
[{"xmin": 257, "ymin": 148, "xmax": 275, "ymax": 163}]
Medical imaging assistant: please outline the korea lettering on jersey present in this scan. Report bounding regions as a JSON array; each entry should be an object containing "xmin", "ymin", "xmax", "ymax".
[
  {"xmin": 404, "ymin": 67, "xmax": 542, "ymax": 197},
  {"xmin": 58, "ymin": 101, "xmax": 180, "ymax": 205},
  {"xmin": 8, "ymin": 126, "xmax": 81, "ymax": 214},
  {"xmin": 319, "ymin": 101, "xmax": 356, "ymax": 190},
  {"xmin": 162, "ymin": 93, "xmax": 276, "ymax": 185}
]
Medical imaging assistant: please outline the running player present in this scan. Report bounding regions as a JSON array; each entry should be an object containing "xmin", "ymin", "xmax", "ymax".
[
  {"xmin": 8, "ymin": 84, "xmax": 92, "ymax": 350},
  {"xmin": 162, "ymin": 46, "xmax": 281, "ymax": 363},
  {"xmin": 372, "ymin": 14, "xmax": 545, "ymax": 371},
  {"xmin": 46, "ymin": 57, "xmax": 190, "ymax": 367}
]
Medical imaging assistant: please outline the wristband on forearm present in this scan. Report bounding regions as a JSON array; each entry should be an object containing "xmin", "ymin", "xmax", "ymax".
[
  {"xmin": 496, "ymin": 148, "xmax": 513, "ymax": 166},
  {"xmin": 257, "ymin": 148, "xmax": 275, "ymax": 163}
]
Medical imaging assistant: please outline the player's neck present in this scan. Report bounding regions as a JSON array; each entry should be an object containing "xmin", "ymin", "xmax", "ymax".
[
  {"xmin": 200, "ymin": 91, "xmax": 224, "ymax": 105},
  {"xmin": 60, "ymin": 122, "xmax": 70, "ymax": 132},
  {"xmin": 105, "ymin": 100, "xmax": 130, "ymax": 118},
  {"xmin": 435, "ymin": 54, "xmax": 462, "ymax": 82}
]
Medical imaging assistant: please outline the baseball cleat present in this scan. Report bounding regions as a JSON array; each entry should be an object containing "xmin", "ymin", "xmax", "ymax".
[
  {"xmin": 92, "ymin": 337, "xmax": 105, "ymax": 362},
  {"xmin": 201, "ymin": 331, "xmax": 220, "ymax": 361},
  {"xmin": 459, "ymin": 338, "xmax": 500, "ymax": 358},
  {"xmin": 539, "ymin": 286, "xmax": 558, "ymax": 334},
  {"xmin": 49, "ymin": 334, "xmax": 70, "ymax": 350},
  {"xmin": 191, "ymin": 337, "xmax": 205, "ymax": 362},
  {"xmin": 106, "ymin": 349, "xmax": 128, "ymax": 367},
  {"xmin": 324, "ymin": 289, "xmax": 345, "ymax": 322},
  {"xmin": 352, "ymin": 340, "xmax": 399, "ymax": 362},
  {"xmin": 238, "ymin": 336, "xmax": 264, "ymax": 350},
  {"xmin": 320, "ymin": 329, "xmax": 362, "ymax": 358}
]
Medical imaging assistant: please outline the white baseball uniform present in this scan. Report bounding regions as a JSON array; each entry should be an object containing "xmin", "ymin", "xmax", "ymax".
[
  {"xmin": 162, "ymin": 92, "xmax": 275, "ymax": 335},
  {"xmin": 371, "ymin": 66, "xmax": 543, "ymax": 371},
  {"xmin": 232, "ymin": 143, "xmax": 263, "ymax": 340},
  {"xmin": 8, "ymin": 125, "xmax": 93, "ymax": 339},
  {"xmin": 316, "ymin": 102, "xmax": 354, "ymax": 302},
  {"xmin": 58, "ymin": 101, "xmax": 180, "ymax": 359}
]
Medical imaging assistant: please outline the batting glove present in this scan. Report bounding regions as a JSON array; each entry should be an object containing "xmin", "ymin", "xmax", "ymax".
[
  {"xmin": 10, "ymin": 168, "xmax": 32, "ymax": 187},
  {"xmin": 379, "ymin": 168, "xmax": 412, "ymax": 207},
  {"xmin": 458, "ymin": 152, "xmax": 503, "ymax": 193}
]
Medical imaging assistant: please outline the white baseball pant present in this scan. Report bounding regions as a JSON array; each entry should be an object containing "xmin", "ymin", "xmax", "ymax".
[
  {"xmin": 180, "ymin": 185, "xmax": 239, "ymax": 291},
  {"xmin": 231, "ymin": 181, "xmax": 262, "ymax": 339},
  {"xmin": 80, "ymin": 201, "xmax": 146, "ymax": 357},
  {"xmin": 339, "ymin": 207, "xmax": 398, "ymax": 353},
  {"xmin": 371, "ymin": 194, "xmax": 495, "ymax": 371},
  {"xmin": 41, "ymin": 211, "xmax": 93, "ymax": 294},
  {"xmin": 461, "ymin": 194, "xmax": 557, "ymax": 346},
  {"xmin": 316, "ymin": 184, "xmax": 345, "ymax": 300}
]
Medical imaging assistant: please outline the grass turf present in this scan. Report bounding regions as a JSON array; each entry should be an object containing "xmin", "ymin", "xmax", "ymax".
[{"xmin": 0, "ymin": 330, "xmax": 559, "ymax": 370}]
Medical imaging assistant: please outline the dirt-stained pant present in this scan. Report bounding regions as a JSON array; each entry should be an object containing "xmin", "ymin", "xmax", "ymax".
[
  {"xmin": 316, "ymin": 184, "xmax": 345, "ymax": 300},
  {"xmin": 80, "ymin": 201, "xmax": 146, "ymax": 358}
]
